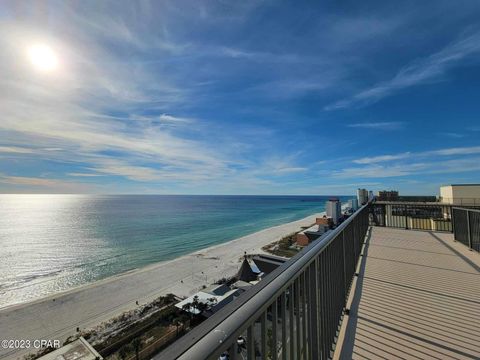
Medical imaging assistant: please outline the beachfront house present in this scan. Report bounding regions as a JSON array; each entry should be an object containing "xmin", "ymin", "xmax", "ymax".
[{"xmin": 175, "ymin": 284, "xmax": 240, "ymax": 318}]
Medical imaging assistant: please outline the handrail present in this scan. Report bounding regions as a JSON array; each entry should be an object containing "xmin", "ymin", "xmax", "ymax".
[
  {"xmin": 452, "ymin": 207, "xmax": 480, "ymax": 252},
  {"xmin": 452, "ymin": 206, "xmax": 480, "ymax": 213},
  {"xmin": 156, "ymin": 204, "xmax": 370, "ymax": 359}
]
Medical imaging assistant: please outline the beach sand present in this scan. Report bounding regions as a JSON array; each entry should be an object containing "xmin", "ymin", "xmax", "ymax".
[{"xmin": 0, "ymin": 211, "xmax": 324, "ymax": 360}]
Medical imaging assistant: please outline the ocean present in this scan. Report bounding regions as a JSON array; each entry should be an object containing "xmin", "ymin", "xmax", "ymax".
[{"xmin": 0, "ymin": 194, "xmax": 352, "ymax": 308}]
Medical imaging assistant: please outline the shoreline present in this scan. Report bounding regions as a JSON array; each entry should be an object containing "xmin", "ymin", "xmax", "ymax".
[
  {"xmin": 0, "ymin": 211, "xmax": 325, "ymax": 313},
  {"xmin": 0, "ymin": 211, "xmax": 324, "ymax": 360},
  {"xmin": 0, "ymin": 211, "xmax": 324, "ymax": 312}
]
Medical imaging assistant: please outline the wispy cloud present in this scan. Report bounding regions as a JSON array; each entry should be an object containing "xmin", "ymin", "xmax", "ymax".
[
  {"xmin": 346, "ymin": 121, "xmax": 404, "ymax": 130},
  {"xmin": 129, "ymin": 113, "xmax": 194, "ymax": 124},
  {"xmin": 158, "ymin": 114, "xmax": 193, "ymax": 123},
  {"xmin": 335, "ymin": 157, "xmax": 480, "ymax": 179},
  {"xmin": 0, "ymin": 174, "xmax": 93, "ymax": 193},
  {"xmin": 0, "ymin": 146, "xmax": 33, "ymax": 154},
  {"xmin": 343, "ymin": 145, "xmax": 480, "ymax": 180},
  {"xmin": 353, "ymin": 145, "xmax": 480, "ymax": 165},
  {"xmin": 437, "ymin": 132, "xmax": 465, "ymax": 138},
  {"xmin": 1, "ymin": 1, "xmax": 479, "ymax": 194},
  {"xmin": 353, "ymin": 152, "xmax": 411, "ymax": 164},
  {"xmin": 68, "ymin": 173, "xmax": 104, "ymax": 177},
  {"xmin": 430, "ymin": 146, "xmax": 480, "ymax": 156},
  {"xmin": 326, "ymin": 29, "xmax": 480, "ymax": 110}
]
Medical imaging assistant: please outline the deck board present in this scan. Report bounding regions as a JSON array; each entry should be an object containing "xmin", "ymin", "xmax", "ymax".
[{"xmin": 337, "ymin": 227, "xmax": 480, "ymax": 360}]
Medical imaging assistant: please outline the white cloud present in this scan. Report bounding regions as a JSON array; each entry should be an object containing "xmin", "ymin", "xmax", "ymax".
[
  {"xmin": 158, "ymin": 114, "xmax": 193, "ymax": 123},
  {"xmin": 0, "ymin": 146, "xmax": 33, "ymax": 154},
  {"xmin": 343, "ymin": 146, "xmax": 480, "ymax": 179},
  {"xmin": 428, "ymin": 146, "xmax": 480, "ymax": 156},
  {"xmin": 347, "ymin": 122, "xmax": 404, "ymax": 130},
  {"xmin": 437, "ymin": 132, "xmax": 465, "ymax": 138},
  {"xmin": 0, "ymin": 17, "xmax": 234, "ymax": 187},
  {"xmin": 353, "ymin": 153, "xmax": 411, "ymax": 164},
  {"xmin": 352, "ymin": 146, "xmax": 480, "ymax": 165},
  {"xmin": 0, "ymin": 174, "xmax": 93, "ymax": 193},
  {"xmin": 326, "ymin": 29, "xmax": 480, "ymax": 110},
  {"xmin": 68, "ymin": 173, "xmax": 104, "ymax": 177}
]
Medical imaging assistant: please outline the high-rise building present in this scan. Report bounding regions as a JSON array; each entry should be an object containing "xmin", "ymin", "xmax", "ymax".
[
  {"xmin": 349, "ymin": 198, "xmax": 359, "ymax": 211},
  {"xmin": 326, "ymin": 198, "xmax": 342, "ymax": 225},
  {"xmin": 357, "ymin": 188, "xmax": 368, "ymax": 205},
  {"xmin": 377, "ymin": 190, "xmax": 399, "ymax": 201}
]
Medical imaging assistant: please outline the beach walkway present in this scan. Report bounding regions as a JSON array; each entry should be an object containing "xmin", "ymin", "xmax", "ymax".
[{"xmin": 336, "ymin": 226, "xmax": 480, "ymax": 360}]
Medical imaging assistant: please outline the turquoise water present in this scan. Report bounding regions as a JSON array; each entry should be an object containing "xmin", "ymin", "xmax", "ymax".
[{"xmin": 0, "ymin": 194, "xmax": 351, "ymax": 308}]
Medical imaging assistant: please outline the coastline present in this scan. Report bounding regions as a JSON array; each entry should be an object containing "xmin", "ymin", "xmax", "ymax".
[{"xmin": 0, "ymin": 211, "xmax": 324, "ymax": 360}]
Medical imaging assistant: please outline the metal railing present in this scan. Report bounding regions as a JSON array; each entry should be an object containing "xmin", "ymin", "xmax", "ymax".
[
  {"xmin": 370, "ymin": 202, "xmax": 453, "ymax": 232},
  {"xmin": 156, "ymin": 205, "xmax": 370, "ymax": 360},
  {"xmin": 439, "ymin": 197, "xmax": 480, "ymax": 206},
  {"xmin": 452, "ymin": 207, "xmax": 480, "ymax": 252}
]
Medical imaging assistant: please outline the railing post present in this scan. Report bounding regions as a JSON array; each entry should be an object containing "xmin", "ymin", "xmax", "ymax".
[
  {"xmin": 467, "ymin": 210, "xmax": 472, "ymax": 250},
  {"xmin": 272, "ymin": 297, "xmax": 278, "ymax": 360},
  {"xmin": 342, "ymin": 230, "xmax": 347, "ymax": 305},
  {"xmin": 309, "ymin": 261, "xmax": 319, "ymax": 360},
  {"xmin": 404, "ymin": 204, "xmax": 408, "ymax": 230},
  {"xmin": 382, "ymin": 204, "xmax": 386, "ymax": 227},
  {"xmin": 451, "ymin": 206, "xmax": 455, "ymax": 236}
]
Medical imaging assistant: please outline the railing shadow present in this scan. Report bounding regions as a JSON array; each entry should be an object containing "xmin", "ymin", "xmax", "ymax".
[
  {"xmin": 429, "ymin": 232, "xmax": 480, "ymax": 273},
  {"xmin": 337, "ymin": 226, "xmax": 372, "ymax": 359}
]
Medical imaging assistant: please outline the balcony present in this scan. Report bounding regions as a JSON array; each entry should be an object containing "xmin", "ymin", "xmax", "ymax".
[
  {"xmin": 156, "ymin": 204, "xmax": 480, "ymax": 360},
  {"xmin": 336, "ymin": 226, "xmax": 480, "ymax": 359}
]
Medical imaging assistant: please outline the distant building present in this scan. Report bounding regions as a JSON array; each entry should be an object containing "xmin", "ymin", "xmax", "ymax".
[
  {"xmin": 326, "ymin": 198, "xmax": 342, "ymax": 224},
  {"xmin": 237, "ymin": 254, "xmax": 286, "ymax": 282},
  {"xmin": 250, "ymin": 254, "xmax": 286, "ymax": 274},
  {"xmin": 349, "ymin": 198, "xmax": 359, "ymax": 211},
  {"xmin": 377, "ymin": 190, "xmax": 399, "ymax": 201},
  {"xmin": 440, "ymin": 184, "xmax": 480, "ymax": 205},
  {"xmin": 234, "ymin": 254, "xmax": 287, "ymax": 291},
  {"xmin": 175, "ymin": 284, "xmax": 240, "ymax": 318},
  {"xmin": 316, "ymin": 216, "xmax": 334, "ymax": 227},
  {"xmin": 357, "ymin": 188, "xmax": 368, "ymax": 205},
  {"xmin": 37, "ymin": 337, "xmax": 102, "ymax": 360},
  {"xmin": 296, "ymin": 223, "xmax": 330, "ymax": 246}
]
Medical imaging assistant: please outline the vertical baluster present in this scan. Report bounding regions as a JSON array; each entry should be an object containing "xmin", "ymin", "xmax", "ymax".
[
  {"xmin": 272, "ymin": 297, "xmax": 278, "ymax": 360},
  {"xmin": 302, "ymin": 272, "xmax": 308, "ymax": 360},
  {"xmin": 261, "ymin": 311, "xmax": 267, "ymax": 360},
  {"xmin": 247, "ymin": 325, "xmax": 254, "ymax": 359},
  {"xmin": 228, "ymin": 342, "xmax": 239, "ymax": 360},
  {"xmin": 310, "ymin": 259, "xmax": 320, "ymax": 359},
  {"xmin": 289, "ymin": 284, "xmax": 295, "ymax": 359},
  {"xmin": 467, "ymin": 210, "xmax": 472, "ymax": 250},
  {"xmin": 281, "ymin": 291, "xmax": 287, "ymax": 360},
  {"xmin": 306, "ymin": 268, "xmax": 312, "ymax": 359},
  {"xmin": 295, "ymin": 279, "xmax": 301, "ymax": 360},
  {"xmin": 318, "ymin": 251, "xmax": 326, "ymax": 359}
]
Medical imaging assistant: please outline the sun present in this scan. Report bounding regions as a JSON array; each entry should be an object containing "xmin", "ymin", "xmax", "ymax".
[{"xmin": 27, "ymin": 44, "xmax": 59, "ymax": 72}]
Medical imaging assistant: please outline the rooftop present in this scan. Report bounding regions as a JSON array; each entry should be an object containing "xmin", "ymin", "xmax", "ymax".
[
  {"xmin": 156, "ymin": 204, "xmax": 480, "ymax": 360},
  {"xmin": 37, "ymin": 337, "xmax": 102, "ymax": 360},
  {"xmin": 336, "ymin": 226, "xmax": 480, "ymax": 359}
]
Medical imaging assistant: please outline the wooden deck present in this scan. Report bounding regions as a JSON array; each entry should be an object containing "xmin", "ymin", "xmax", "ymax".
[{"xmin": 335, "ymin": 226, "xmax": 480, "ymax": 360}]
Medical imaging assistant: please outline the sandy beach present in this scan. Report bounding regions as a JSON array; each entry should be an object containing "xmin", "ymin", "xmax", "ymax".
[{"xmin": 0, "ymin": 211, "xmax": 324, "ymax": 360}]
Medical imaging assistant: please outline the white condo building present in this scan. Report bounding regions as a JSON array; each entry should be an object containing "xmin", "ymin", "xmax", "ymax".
[
  {"xmin": 357, "ymin": 188, "xmax": 368, "ymax": 205},
  {"xmin": 326, "ymin": 198, "xmax": 342, "ymax": 225},
  {"xmin": 349, "ymin": 198, "xmax": 359, "ymax": 211}
]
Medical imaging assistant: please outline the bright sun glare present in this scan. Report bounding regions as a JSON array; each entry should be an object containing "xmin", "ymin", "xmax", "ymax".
[{"xmin": 27, "ymin": 44, "xmax": 58, "ymax": 72}]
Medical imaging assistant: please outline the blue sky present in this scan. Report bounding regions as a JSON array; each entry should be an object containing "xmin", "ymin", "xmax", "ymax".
[{"xmin": 1, "ymin": 0, "xmax": 480, "ymax": 195}]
